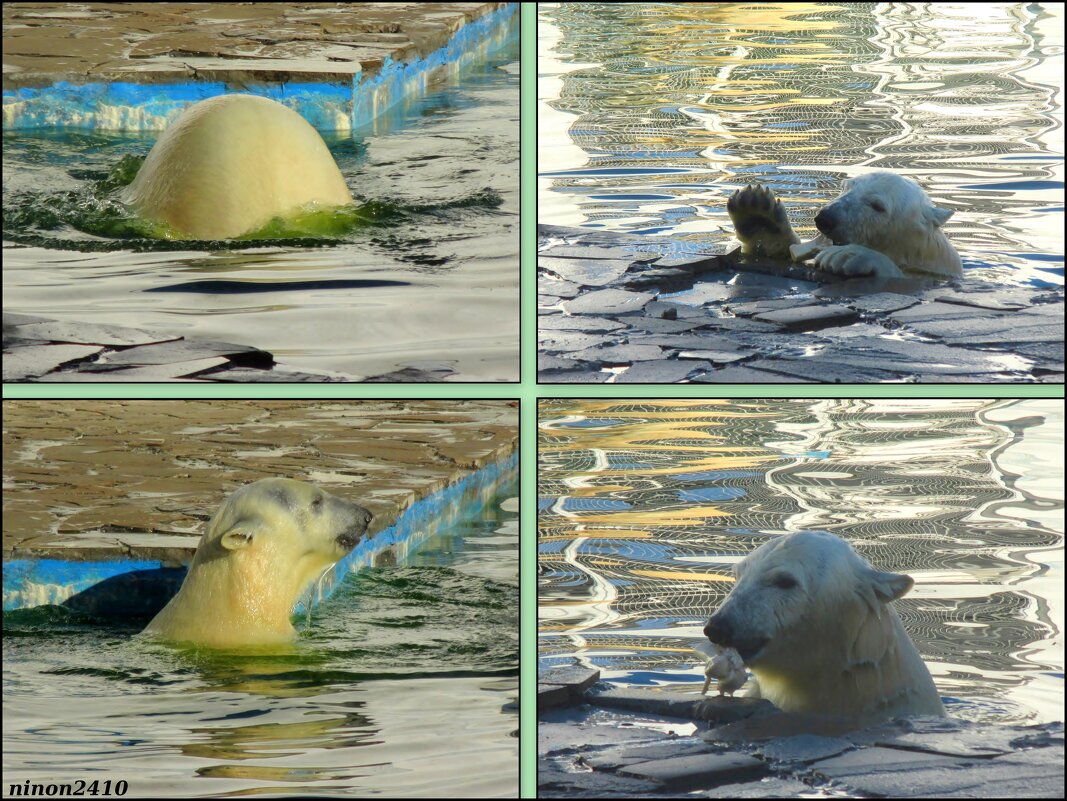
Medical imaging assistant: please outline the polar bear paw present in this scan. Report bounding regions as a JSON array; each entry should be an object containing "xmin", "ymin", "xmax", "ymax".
[
  {"xmin": 812, "ymin": 244, "xmax": 905, "ymax": 279},
  {"xmin": 727, "ymin": 183, "xmax": 801, "ymax": 260}
]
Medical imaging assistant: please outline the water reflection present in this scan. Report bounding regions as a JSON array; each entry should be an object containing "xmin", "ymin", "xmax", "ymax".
[
  {"xmin": 539, "ymin": 3, "xmax": 1064, "ymax": 285},
  {"xmin": 537, "ymin": 399, "xmax": 1063, "ymax": 723}
]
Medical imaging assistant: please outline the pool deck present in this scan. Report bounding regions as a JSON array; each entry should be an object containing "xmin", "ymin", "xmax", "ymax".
[
  {"xmin": 3, "ymin": 2, "xmax": 512, "ymax": 127},
  {"xmin": 538, "ymin": 224, "xmax": 1066, "ymax": 384},
  {"xmin": 538, "ymin": 667, "xmax": 1064, "ymax": 798},
  {"xmin": 2, "ymin": 399, "xmax": 518, "ymax": 565}
]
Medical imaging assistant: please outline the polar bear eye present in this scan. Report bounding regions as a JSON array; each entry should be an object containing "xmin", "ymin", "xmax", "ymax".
[
  {"xmin": 773, "ymin": 574, "xmax": 797, "ymax": 590},
  {"xmin": 866, "ymin": 199, "xmax": 886, "ymax": 213},
  {"xmin": 310, "ymin": 495, "xmax": 324, "ymax": 511}
]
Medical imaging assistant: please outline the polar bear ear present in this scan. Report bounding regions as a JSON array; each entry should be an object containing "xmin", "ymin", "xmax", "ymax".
[
  {"xmin": 219, "ymin": 520, "xmax": 257, "ymax": 551},
  {"xmin": 869, "ymin": 569, "xmax": 914, "ymax": 603},
  {"xmin": 924, "ymin": 204, "xmax": 954, "ymax": 228}
]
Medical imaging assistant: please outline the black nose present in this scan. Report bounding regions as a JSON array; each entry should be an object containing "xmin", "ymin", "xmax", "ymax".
[
  {"xmin": 814, "ymin": 208, "xmax": 833, "ymax": 235},
  {"xmin": 356, "ymin": 505, "xmax": 373, "ymax": 532},
  {"xmin": 704, "ymin": 614, "xmax": 732, "ymax": 646}
]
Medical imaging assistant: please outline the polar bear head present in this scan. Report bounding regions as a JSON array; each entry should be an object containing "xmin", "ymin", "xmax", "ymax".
[
  {"xmin": 703, "ymin": 531, "xmax": 912, "ymax": 666},
  {"xmin": 813, "ymin": 172, "xmax": 954, "ymax": 254},
  {"xmin": 702, "ymin": 530, "xmax": 944, "ymax": 720},
  {"xmin": 144, "ymin": 478, "xmax": 373, "ymax": 648}
]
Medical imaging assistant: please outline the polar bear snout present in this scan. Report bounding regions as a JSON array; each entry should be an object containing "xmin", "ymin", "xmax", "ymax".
[
  {"xmin": 334, "ymin": 503, "xmax": 373, "ymax": 551},
  {"xmin": 703, "ymin": 613, "xmax": 767, "ymax": 663},
  {"xmin": 814, "ymin": 205, "xmax": 847, "ymax": 243}
]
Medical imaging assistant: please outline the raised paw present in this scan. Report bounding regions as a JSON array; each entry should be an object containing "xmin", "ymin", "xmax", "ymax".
[
  {"xmin": 726, "ymin": 183, "xmax": 800, "ymax": 260},
  {"xmin": 812, "ymin": 244, "xmax": 904, "ymax": 279}
]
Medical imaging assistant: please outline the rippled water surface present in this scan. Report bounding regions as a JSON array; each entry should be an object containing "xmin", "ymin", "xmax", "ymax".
[
  {"xmin": 2, "ymin": 19, "xmax": 518, "ymax": 380},
  {"xmin": 3, "ymin": 486, "xmax": 518, "ymax": 797},
  {"xmin": 538, "ymin": 399, "xmax": 1064, "ymax": 724},
  {"xmin": 539, "ymin": 3, "xmax": 1063, "ymax": 287}
]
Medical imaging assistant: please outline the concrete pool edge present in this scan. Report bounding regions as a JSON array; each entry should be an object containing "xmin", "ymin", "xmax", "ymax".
[
  {"xmin": 2, "ymin": 3, "xmax": 518, "ymax": 131},
  {"xmin": 1, "ymin": 449, "xmax": 517, "ymax": 613}
]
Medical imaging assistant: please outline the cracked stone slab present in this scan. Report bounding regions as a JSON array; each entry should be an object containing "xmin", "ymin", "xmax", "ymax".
[
  {"xmin": 539, "ymin": 316, "xmax": 628, "ymax": 334},
  {"xmin": 625, "ymin": 317, "xmax": 707, "ymax": 334},
  {"xmin": 842, "ymin": 292, "xmax": 921, "ymax": 314},
  {"xmin": 539, "ymin": 369, "xmax": 610, "ymax": 383},
  {"xmin": 538, "ymin": 278, "xmax": 583, "ymax": 299},
  {"xmin": 540, "ymin": 332, "xmax": 616, "ymax": 354},
  {"xmin": 539, "ymin": 256, "xmax": 635, "ymax": 287},
  {"xmin": 562, "ymin": 288, "xmax": 655, "ymax": 316},
  {"xmin": 754, "ymin": 337, "xmax": 1015, "ymax": 382},
  {"xmin": 753, "ymin": 304, "xmax": 861, "ymax": 332},
  {"xmin": 86, "ymin": 338, "xmax": 273, "ymax": 368},
  {"xmin": 890, "ymin": 301, "xmax": 1001, "ymax": 324},
  {"xmin": 615, "ymin": 359, "xmax": 712, "ymax": 383},
  {"xmin": 726, "ymin": 298, "xmax": 819, "ymax": 317},
  {"xmin": 68, "ymin": 357, "xmax": 231, "ymax": 381},
  {"xmin": 539, "ymin": 666, "xmax": 601, "ymax": 694},
  {"xmin": 582, "ymin": 741, "xmax": 716, "ymax": 771},
  {"xmin": 618, "ymin": 753, "xmax": 768, "ymax": 789},
  {"xmin": 571, "ymin": 344, "xmax": 665, "ymax": 364},
  {"xmin": 2, "ymin": 344, "xmax": 105, "ymax": 381},
  {"xmin": 205, "ymin": 367, "xmax": 353, "ymax": 382},
  {"xmin": 649, "ymin": 253, "xmax": 726, "ymax": 270},
  {"xmin": 541, "ymin": 244, "xmax": 651, "ymax": 262},
  {"xmin": 643, "ymin": 300, "xmax": 712, "ymax": 319},
  {"xmin": 692, "ymin": 365, "xmax": 817, "ymax": 383},
  {"xmin": 678, "ymin": 349, "xmax": 749, "ymax": 364}
]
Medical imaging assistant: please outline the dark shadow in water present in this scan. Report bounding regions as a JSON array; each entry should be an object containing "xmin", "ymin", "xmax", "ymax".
[{"xmin": 144, "ymin": 278, "xmax": 411, "ymax": 294}]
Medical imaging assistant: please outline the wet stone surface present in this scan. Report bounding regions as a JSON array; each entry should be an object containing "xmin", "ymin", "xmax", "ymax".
[
  {"xmin": 3, "ymin": 313, "xmax": 458, "ymax": 382},
  {"xmin": 538, "ymin": 679, "xmax": 1065, "ymax": 798},
  {"xmin": 538, "ymin": 224, "xmax": 1065, "ymax": 383},
  {"xmin": 3, "ymin": 399, "xmax": 518, "ymax": 561},
  {"xmin": 3, "ymin": 2, "xmax": 509, "ymax": 97}
]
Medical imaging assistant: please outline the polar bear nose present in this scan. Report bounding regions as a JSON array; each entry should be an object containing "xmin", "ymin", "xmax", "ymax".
[
  {"xmin": 814, "ymin": 207, "xmax": 835, "ymax": 235},
  {"xmin": 704, "ymin": 614, "xmax": 733, "ymax": 647},
  {"xmin": 355, "ymin": 505, "xmax": 373, "ymax": 531}
]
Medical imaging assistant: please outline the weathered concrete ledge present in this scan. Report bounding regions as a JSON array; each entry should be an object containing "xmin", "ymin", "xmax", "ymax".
[
  {"xmin": 538, "ymin": 668, "xmax": 1064, "ymax": 798},
  {"xmin": 2, "ymin": 312, "xmax": 458, "ymax": 382},
  {"xmin": 3, "ymin": 2, "xmax": 515, "ymax": 130},
  {"xmin": 2, "ymin": 399, "xmax": 518, "ymax": 609},
  {"xmin": 538, "ymin": 224, "xmax": 1065, "ymax": 384}
]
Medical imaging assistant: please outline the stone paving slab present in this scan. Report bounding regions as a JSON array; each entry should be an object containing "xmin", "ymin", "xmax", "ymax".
[
  {"xmin": 537, "ymin": 224, "xmax": 1066, "ymax": 383},
  {"xmin": 538, "ymin": 681, "xmax": 1065, "ymax": 798},
  {"xmin": 618, "ymin": 752, "xmax": 767, "ymax": 789},
  {"xmin": 3, "ymin": 3, "xmax": 509, "ymax": 96},
  {"xmin": 2, "ymin": 312, "xmax": 460, "ymax": 382},
  {"xmin": 3, "ymin": 399, "xmax": 518, "ymax": 561}
]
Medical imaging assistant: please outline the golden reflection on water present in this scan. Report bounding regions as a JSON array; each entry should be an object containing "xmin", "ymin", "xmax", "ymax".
[
  {"xmin": 538, "ymin": 3, "xmax": 1063, "ymax": 284},
  {"xmin": 537, "ymin": 399, "xmax": 1063, "ymax": 722}
]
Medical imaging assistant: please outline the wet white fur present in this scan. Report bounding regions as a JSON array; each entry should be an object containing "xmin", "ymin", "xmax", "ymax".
[
  {"xmin": 144, "ymin": 478, "xmax": 363, "ymax": 648},
  {"xmin": 122, "ymin": 95, "xmax": 352, "ymax": 239},
  {"xmin": 710, "ymin": 531, "xmax": 945, "ymax": 721}
]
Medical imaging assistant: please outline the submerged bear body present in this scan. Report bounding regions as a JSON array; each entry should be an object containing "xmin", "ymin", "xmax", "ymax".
[{"xmin": 122, "ymin": 94, "xmax": 352, "ymax": 239}]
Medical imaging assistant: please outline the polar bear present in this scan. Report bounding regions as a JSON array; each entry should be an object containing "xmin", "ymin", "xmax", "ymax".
[
  {"xmin": 144, "ymin": 478, "xmax": 372, "ymax": 648},
  {"xmin": 726, "ymin": 172, "xmax": 962, "ymax": 280},
  {"xmin": 703, "ymin": 531, "xmax": 945, "ymax": 722},
  {"xmin": 122, "ymin": 94, "xmax": 353, "ymax": 239}
]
